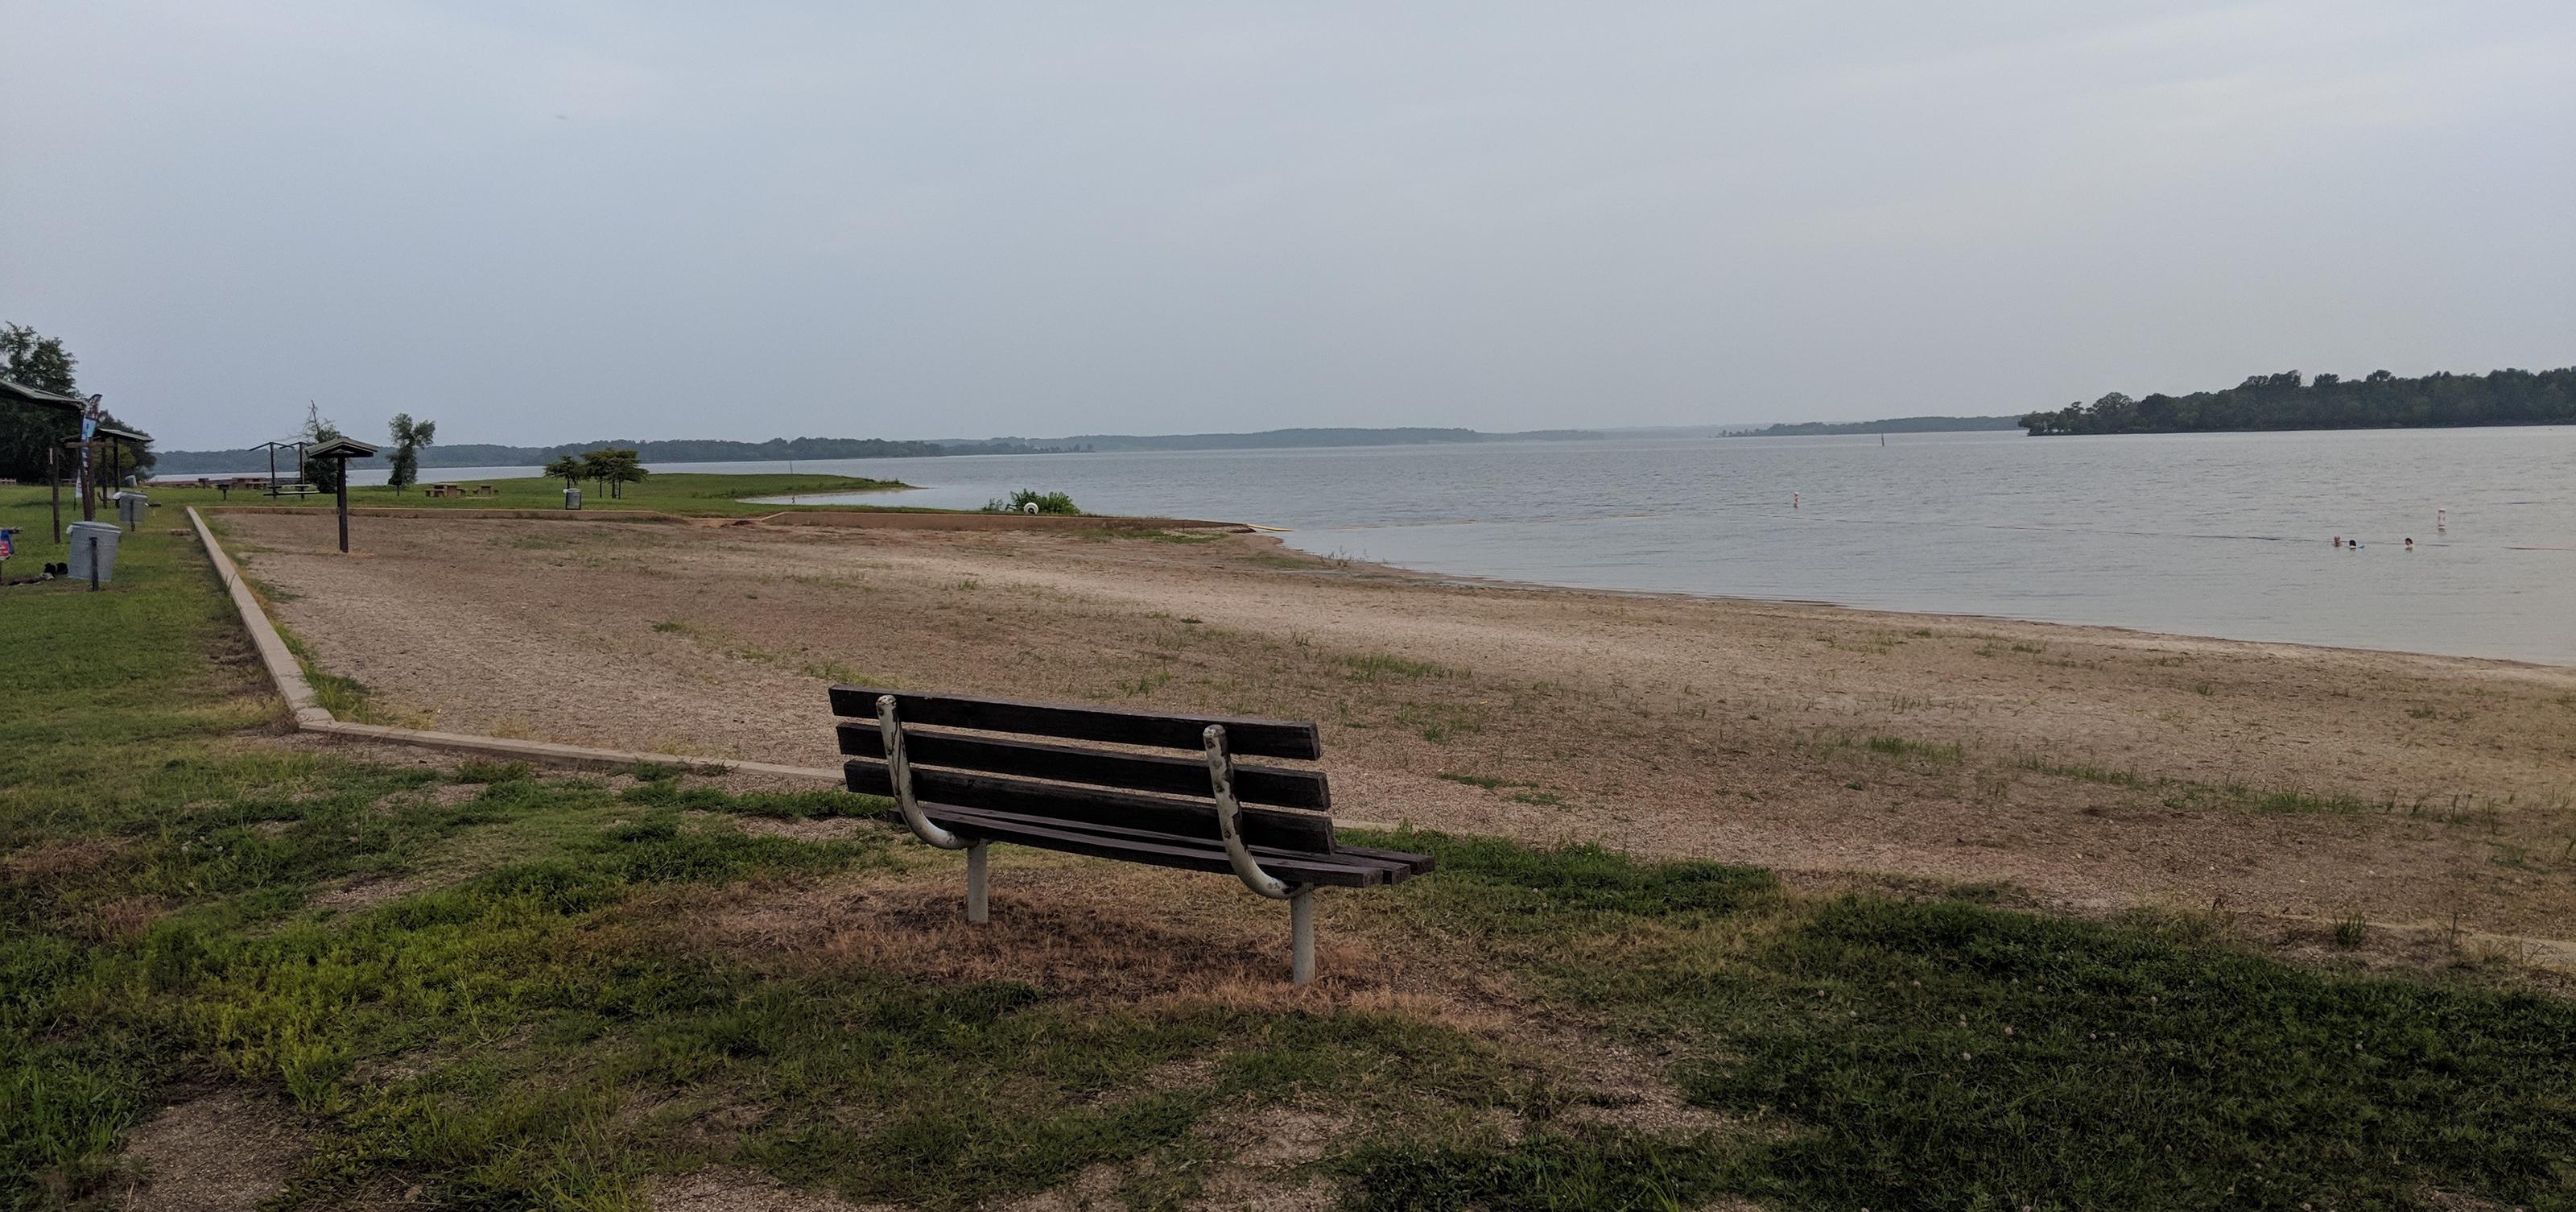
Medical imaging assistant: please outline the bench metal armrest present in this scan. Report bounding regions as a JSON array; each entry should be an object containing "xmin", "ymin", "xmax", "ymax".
[
  {"xmin": 1203, "ymin": 725, "xmax": 1294, "ymax": 900},
  {"xmin": 879, "ymin": 694, "xmax": 968, "ymax": 850}
]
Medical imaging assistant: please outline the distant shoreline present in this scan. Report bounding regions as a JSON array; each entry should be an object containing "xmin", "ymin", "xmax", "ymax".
[{"xmin": 147, "ymin": 425, "xmax": 1607, "ymax": 474}]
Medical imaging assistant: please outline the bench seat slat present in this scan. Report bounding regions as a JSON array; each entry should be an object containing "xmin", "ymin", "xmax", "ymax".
[
  {"xmin": 829, "ymin": 685, "xmax": 1322, "ymax": 759},
  {"xmin": 911, "ymin": 805, "xmax": 1417, "ymax": 887},
  {"xmin": 923, "ymin": 804, "xmax": 1425, "ymax": 880},
  {"xmin": 840, "ymin": 725, "xmax": 1330, "ymax": 809},
  {"xmin": 1319, "ymin": 842, "xmax": 1439, "ymax": 877},
  {"xmin": 844, "ymin": 759, "xmax": 1335, "ymax": 853}
]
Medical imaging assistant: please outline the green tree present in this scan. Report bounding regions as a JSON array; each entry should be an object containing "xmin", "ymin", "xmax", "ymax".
[
  {"xmin": 543, "ymin": 453, "xmax": 585, "ymax": 488},
  {"xmin": 580, "ymin": 447, "xmax": 646, "ymax": 498},
  {"xmin": 608, "ymin": 451, "xmax": 647, "ymax": 498},
  {"xmin": 578, "ymin": 449, "xmax": 613, "ymax": 497},
  {"xmin": 386, "ymin": 413, "xmax": 436, "ymax": 490},
  {"xmin": 2023, "ymin": 366, "xmax": 2575, "ymax": 435},
  {"xmin": 2, "ymin": 322, "xmax": 77, "ymax": 392}
]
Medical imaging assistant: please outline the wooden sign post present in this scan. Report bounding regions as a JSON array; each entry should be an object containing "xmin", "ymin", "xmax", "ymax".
[{"xmin": 305, "ymin": 437, "xmax": 380, "ymax": 554}]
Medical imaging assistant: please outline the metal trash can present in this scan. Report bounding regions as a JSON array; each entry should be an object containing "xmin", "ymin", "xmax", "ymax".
[
  {"xmin": 67, "ymin": 520, "xmax": 122, "ymax": 585},
  {"xmin": 564, "ymin": 486, "xmax": 582, "ymax": 511},
  {"xmin": 113, "ymin": 490, "xmax": 148, "ymax": 529}
]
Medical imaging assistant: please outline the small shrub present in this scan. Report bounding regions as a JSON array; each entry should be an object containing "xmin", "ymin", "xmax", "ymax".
[{"xmin": 982, "ymin": 490, "xmax": 1080, "ymax": 515}]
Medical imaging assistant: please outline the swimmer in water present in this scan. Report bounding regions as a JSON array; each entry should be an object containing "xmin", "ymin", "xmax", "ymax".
[
  {"xmin": 2333, "ymin": 536, "xmax": 2343, "ymax": 548},
  {"xmin": 2405, "ymin": 537, "xmax": 2414, "ymax": 550}
]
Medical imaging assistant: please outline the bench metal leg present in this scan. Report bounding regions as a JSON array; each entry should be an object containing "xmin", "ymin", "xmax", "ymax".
[
  {"xmin": 1290, "ymin": 886, "xmax": 1315, "ymax": 986},
  {"xmin": 966, "ymin": 842, "xmax": 989, "ymax": 924}
]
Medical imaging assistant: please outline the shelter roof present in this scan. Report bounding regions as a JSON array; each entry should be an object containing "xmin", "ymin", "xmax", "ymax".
[
  {"xmin": 1, "ymin": 378, "xmax": 92, "ymax": 412},
  {"xmin": 306, "ymin": 436, "xmax": 380, "ymax": 459}
]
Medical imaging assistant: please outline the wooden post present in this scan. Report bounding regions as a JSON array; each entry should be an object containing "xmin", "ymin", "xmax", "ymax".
[{"xmin": 336, "ymin": 465, "xmax": 350, "ymax": 553}]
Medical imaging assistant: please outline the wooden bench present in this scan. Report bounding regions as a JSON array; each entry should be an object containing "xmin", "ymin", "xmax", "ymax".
[{"xmin": 831, "ymin": 686, "xmax": 1431, "ymax": 984}]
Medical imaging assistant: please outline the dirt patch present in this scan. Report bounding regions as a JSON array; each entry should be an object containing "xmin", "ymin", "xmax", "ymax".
[
  {"xmin": 310, "ymin": 874, "xmax": 418, "ymax": 912},
  {"xmin": 650, "ymin": 1167, "xmax": 892, "ymax": 1212},
  {"xmin": 1199, "ymin": 1107, "xmax": 1346, "ymax": 1168},
  {"xmin": 1176, "ymin": 1107, "xmax": 1352, "ymax": 1211},
  {"xmin": 1551, "ymin": 1038, "xmax": 1733, "ymax": 1135},
  {"xmin": 115, "ymin": 1088, "xmax": 308, "ymax": 1211},
  {"xmin": 2, "ymin": 837, "xmax": 128, "ymax": 887},
  {"xmin": 79, "ymin": 896, "xmax": 170, "ymax": 945},
  {"xmin": 1183, "ymin": 1172, "xmax": 1344, "ymax": 1212},
  {"xmin": 998, "ymin": 1162, "xmax": 1129, "ymax": 1212},
  {"xmin": 734, "ymin": 816, "xmax": 871, "ymax": 842},
  {"xmin": 683, "ymin": 863, "xmax": 1456, "ymax": 1014},
  {"xmin": 225, "ymin": 511, "xmax": 2576, "ymax": 942}
]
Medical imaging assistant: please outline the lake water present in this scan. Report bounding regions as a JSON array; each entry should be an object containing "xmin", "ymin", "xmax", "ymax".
[{"xmin": 344, "ymin": 428, "xmax": 2575, "ymax": 664}]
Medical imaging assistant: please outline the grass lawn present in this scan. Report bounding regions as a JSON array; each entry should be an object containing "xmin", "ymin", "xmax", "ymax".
[
  {"xmin": 130, "ymin": 471, "xmax": 916, "ymax": 518},
  {"xmin": 3, "ymin": 492, "xmax": 2572, "ymax": 1210}
]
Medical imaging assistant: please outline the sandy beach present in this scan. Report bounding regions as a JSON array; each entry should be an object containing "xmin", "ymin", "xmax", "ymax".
[{"xmin": 221, "ymin": 510, "xmax": 2576, "ymax": 949}]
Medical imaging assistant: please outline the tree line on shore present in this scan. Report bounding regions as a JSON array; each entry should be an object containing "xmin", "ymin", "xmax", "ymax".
[
  {"xmin": 1730, "ymin": 415, "xmax": 2022, "ymax": 436},
  {"xmin": 2022, "ymin": 366, "xmax": 2576, "ymax": 436},
  {"xmin": 151, "ymin": 434, "xmax": 959, "ymax": 475}
]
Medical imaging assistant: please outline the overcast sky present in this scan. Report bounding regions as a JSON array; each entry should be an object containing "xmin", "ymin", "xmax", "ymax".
[{"xmin": 4, "ymin": 2, "xmax": 2570, "ymax": 449}]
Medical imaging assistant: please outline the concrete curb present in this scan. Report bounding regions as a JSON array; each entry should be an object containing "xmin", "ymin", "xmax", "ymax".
[
  {"xmin": 296, "ymin": 721, "xmax": 844, "ymax": 780},
  {"xmin": 184, "ymin": 508, "xmax": 1397, "ymax": 829},
  {"xmin": 189, "ymin": 506, "xmax": 333, "ymax": 727}
]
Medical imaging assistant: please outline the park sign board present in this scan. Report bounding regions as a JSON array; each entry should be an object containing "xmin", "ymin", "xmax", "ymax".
[{"xmin": 305, "ymin": 436, "xmax": 382, "ymax": 555}]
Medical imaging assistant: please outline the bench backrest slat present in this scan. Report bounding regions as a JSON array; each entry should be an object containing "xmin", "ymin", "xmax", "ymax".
[
  {"xmin": 837, "ymin": 724, "xmax": 1330, "ymax": 809},
  {"xmin": 828, "ymin": 685, "xmax": 1321, "ymax": 760},
  {"xmin": 845, "ymin": 761, "xmax": 1336, "ymax": 852}
]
